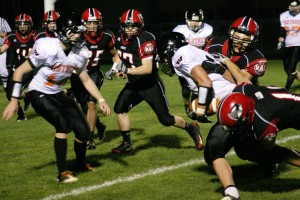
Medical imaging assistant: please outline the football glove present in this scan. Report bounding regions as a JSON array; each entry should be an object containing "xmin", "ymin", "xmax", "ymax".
[
  {"xmin": 276, "ymin": 41, "xmax": 285, "ymax": 51},
  {"xmin": 105, "ymin": 69, "xmax": 116, "ymax": 80},
  {"xmin": 117, "ymin": 64, "xmax": 128, "ymax": 74},
  {"xmin": 201, "ymin": 63, "xmax": 226, "ymax": 75},
  {"xmin": 211, "ymin": 53, "xmax": 229, "ymax": 64},
  {"xmin": 187, "ymin": 112, "xmax": 212, "ymax": 123}
]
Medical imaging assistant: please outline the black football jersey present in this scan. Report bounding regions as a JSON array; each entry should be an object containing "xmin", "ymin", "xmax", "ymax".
[
  {"xmin": 4, "ymin": 30, "xmax": 36, "ymax": 68},
  {"xmin": 205, "ymin": 36, "xmax": 267, "ymax": 85},
  {"xmin": 83, "ymin": 29, "xmax": 116, "ymax": 73},
  {"xmin": 115, "ymin": 31, "xmax": 158, "ymax": 87},
  {"xmin": 234, "ymin": 83, "xmax": 300, "ymax": 140}
]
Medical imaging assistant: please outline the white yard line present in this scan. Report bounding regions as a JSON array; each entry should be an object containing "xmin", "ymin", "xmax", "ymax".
[{"xmin": 42, "ymin": 135, "xmax": 300, "ymax": 200}]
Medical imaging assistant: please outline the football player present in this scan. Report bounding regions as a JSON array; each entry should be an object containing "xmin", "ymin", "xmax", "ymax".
[
  {"xmin": 173, "ymin": 9, "xmax": 214, "ymax": 114},
  {"xmin": 158, "ymin": 32, "xmax": 250, "ymax": 121},
  {"xmin": 205, "ymin": 16, "xmax": 267, "ymax": 86},
  {"xmin": 0, "ymin": 17, "xmax": 11, "ymax": 91},
  {"xmin": 205, "ymin": 83, "xmax": 300, "ymax": 199},
  {"xmin": 111, "ymin": 9, "xmax": 203, "ymax": 154},
  {"xmin": 2, "ymin": 12, "xmax": 111, "ymax": 183},
  {"xmin": 35, "ymin": 10, "xmax": 60, "ymax": 39},
  {"xmin": 68, "ymin": 7, "xmax": 120, "ymax": 149},
  {"xmin": 277, "ymin": 0, "xmax": 300, "ymax": 90},
  {"xmin": 0, "ymin": 13, "xmax": 36, "ymax": 121}
]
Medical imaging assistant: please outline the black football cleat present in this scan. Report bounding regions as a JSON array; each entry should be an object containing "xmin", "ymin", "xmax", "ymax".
[
  {"xmin": 87, "ymin": 138, "xmax": 96, "ymax": 150},
  {"xmin": 187, "ymin": 122, "xmax": 204, "ymax": 150},
  {"xmin": 112, "ymin": 142, "xmax": 133, "ymax": 155}
]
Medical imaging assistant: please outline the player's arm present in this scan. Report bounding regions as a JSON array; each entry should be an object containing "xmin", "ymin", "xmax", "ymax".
[
  {"xmin": 191, "ymin": 65, "xmax": 213, "ymax": 115},
  {"xmin": 223, "ymin": 59, "xmax": 251, "ymax": 84},
  {"xmin": 2, "ymin": 60, "xmax": 33, "ymax": 120},
  {"xmin": 78, "ymin": 70, "xmax": 111, "ymax": 116},
  {"xmin": 126, "ymin": 57, "xmax": 153, "ymax": 75},
  {"xmin": 0, "ymin": 43, "xmax": 9, "ymax": 54}
]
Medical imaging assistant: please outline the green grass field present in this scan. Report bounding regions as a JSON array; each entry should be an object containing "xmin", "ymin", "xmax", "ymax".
[{"xmin": 1, "ymin": 60, "xmax": 300, "ymax": 200}]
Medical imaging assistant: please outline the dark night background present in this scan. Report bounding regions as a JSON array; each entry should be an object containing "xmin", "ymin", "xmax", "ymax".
[{"xmin": 0, "ymin": 0, "xmax": 293, "ymax": 58}]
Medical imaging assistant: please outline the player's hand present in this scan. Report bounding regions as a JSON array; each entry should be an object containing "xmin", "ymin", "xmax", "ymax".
[
  {"xmin": 276, "ymin": 41, "xmax": 284, "ymax": 51},
  {"xmin": 201, "ymin": 63, "xmax": 226, "ymax": 75},
  {"xmin": 105, "ymin": 69, "xmax": 116, "ymax": 80},
  {"xmin": 2, "ymin": 99, "xmax": 19, "ymax": 121},
  {"xmin": 116, "ymin": 64, "xmax": 128, "ymax": 79},
  {"xmin": 187, "ymin": 111, "xmax": 212, "ymax": 123},
  {"xmin": 211, "ymin": 53, "xmax": 229, "ymax": 64},
  {"xmin": 98, "ymin": 101, "xmax": 111, "ymax": 116}
]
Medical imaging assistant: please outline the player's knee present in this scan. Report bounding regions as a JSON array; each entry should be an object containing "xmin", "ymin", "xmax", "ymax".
[{"xmin": 157, "ymin": 114, "xmax": 175, "ymax": 127}]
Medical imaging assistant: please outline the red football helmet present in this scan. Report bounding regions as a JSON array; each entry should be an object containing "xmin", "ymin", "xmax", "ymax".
[
  {"xmin": 289, "ymin": 1, "xmax": 300, "ymax": 16},
  {"xmin": 228, "ymin": 16, "xmax": 259, "ymax": 54},
  {"xmin": 120, "ymin": 9, "xmax": 144, "ymax": 39},
  {"xmin": 43, "ymin": 10, "xmax": 60, "ymax": 33},
  {"xmin": 81, "ymin": 8, "xmax": 103, "ymax": 37},
  {"xmin": 15, "ymin": 13, "xmax": 33, "ymax": 36},
  {"xmin": 43, "ymin": 10, "xmax": 60, "ymax": 22},
  {"xmin": 217, "ymin": 92, "xmax": 255, "ymax": 129}
]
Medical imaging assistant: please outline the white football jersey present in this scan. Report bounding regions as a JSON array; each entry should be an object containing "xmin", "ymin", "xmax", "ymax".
[
  {"xmin": 280, "ymin": 11, "xmax": 300, "ymax": 47},
  {"xmin": 173, "ymin": 23, "xmax": 213, "ymax": 48},
  {"xmin": 172, "ymin": 45, "xmax": 236, "ymax": 100},
  {"xmin": 28, "ymin": 38, "xmax": 89, "ymax": 94}
]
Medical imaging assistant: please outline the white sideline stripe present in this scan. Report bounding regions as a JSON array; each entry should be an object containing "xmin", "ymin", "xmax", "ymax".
[{"xmin": 42, "ymin": 135, "xmax": 300, "ymax": 200}]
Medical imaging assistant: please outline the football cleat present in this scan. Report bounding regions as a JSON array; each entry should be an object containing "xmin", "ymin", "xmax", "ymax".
[
  {"xmin": 187, "ymin": 122, "xmax": 204, "ymax": 150},
  {"xmin": 112, "ymin": 142, "xmax": 133, "ymax": 154},
  {"xmin": 16, "ymin": 115, "xmax": 27, "ymax": 122},
  {"xmin": 87, "ymin": 138, "xmax": 96, "ymax": 150},
  {"xmin": 57, "ymin": 171, "xmax": 78, "ymax": 183},
  {"xmin": 221, "ymin": 195, "xmax": 240, "ymax": 200},
  {"xmin": 76, "ymin": 163, "xmax": 96, "ymax": 172}
]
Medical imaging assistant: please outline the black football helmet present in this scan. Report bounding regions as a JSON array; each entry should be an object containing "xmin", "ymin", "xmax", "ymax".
[
  {"xmin": 158, "ymin": 32, "xmax": 188, "ymax": 76},
  {"xmin": 289, "ymin": 1, "xmax": 300, "ymax": 16},
  {"xmin": 60, "ymin": 12, "xmax": 86, "ymax": 46},
  {"xmin": 185, "ymin": 9, "xmax": 204, "ymax": 32}
]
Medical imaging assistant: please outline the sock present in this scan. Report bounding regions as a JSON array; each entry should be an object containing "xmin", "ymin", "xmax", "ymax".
[
  {"xmin": 121, "ymin": 131, "xmax": 131, "ymax": 143},
  {"xmin": 90, "ymin": 131, "xmax": 94, "ymax": 139},
  {"xmin": 74, "ymin": 140, "xmax": 87, "ymax": 166},
  {"xmin": 224, "ymin": 185, "xmax": 239, "ymax": 199},
  {"xmin": 54, "ymin": 137, "xmax": 67, "ymax": 174},
  {"xmin": 1, "ymin": 75, "xmax": 7, "ymax": 89},
  {"xmin": 185, "ymin": 122, "xmax": 192, "ymax": 132},
  {"xmin": 17, "ymin": 105, "xmax": 25, "ymax": 117}
]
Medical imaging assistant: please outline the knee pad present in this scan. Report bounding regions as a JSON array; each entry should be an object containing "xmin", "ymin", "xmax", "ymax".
[{"xmin": 157, "ymin": 113, "xmax": 175, "ymax": 127}]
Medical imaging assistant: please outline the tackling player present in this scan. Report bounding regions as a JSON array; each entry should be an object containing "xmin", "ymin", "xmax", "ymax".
[
  {"xmin": 205, "ymin": 16, "xmax": 267, "ymax": 86},
  {"xmin": 111, "ymin": 9, "xmax": 203, "ymax": 154},
  {"xmin": 205, "ymin": 83, "xmax": 300, "ymax": 199},
  {"xmin": 69, "ymin": 8, "xmax": 120, "ymax": 149},
  {"xmin": 2, "ymin": 12, "xmax": 111, "ymax": 183},
  {"xmin": 0, "ymin": 13, "xmax": 36, "ymax": 121},
  {"xmin": 173, "ymin": 9, "xmax": 214, "ymax": 114},
  {"xmin": 277, "ymin": 0, "xmax": 300, "ymax": 91},
  {"xmin": 158, "ymin": 32, "xmax": 250, "ymax": 121}
]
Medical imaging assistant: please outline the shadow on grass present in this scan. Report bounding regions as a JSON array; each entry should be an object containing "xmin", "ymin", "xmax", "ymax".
[{"xmin": 198, "ymin": 162, "xmax": 300, "ymax": 194}]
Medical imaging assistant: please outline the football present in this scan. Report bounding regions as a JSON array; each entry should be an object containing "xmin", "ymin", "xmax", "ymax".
[{"xmin": 188, "ymin": 98, "xmax": 220, "ymax": 116}]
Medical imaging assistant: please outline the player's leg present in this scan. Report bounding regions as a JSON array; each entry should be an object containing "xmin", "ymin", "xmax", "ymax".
[{"xmin": 112, "ymin": 84, "xmax": 142, "ymax": 154}]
